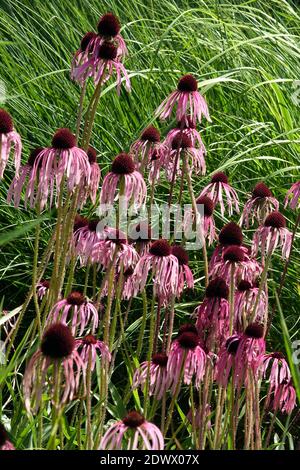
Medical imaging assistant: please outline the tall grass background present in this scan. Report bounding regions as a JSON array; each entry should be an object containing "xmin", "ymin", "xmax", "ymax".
[{"xmin": 0, "ymin": 0, "xmax": 299, "ymax": 448}]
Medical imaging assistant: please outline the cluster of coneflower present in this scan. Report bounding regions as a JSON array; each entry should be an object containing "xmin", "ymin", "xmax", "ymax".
[{"xmin": 0, "ymin": 12, "xmax": 299, "ymax": 451}]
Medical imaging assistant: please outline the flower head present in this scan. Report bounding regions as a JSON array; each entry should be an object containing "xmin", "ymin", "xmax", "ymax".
[
  {"xmin": 171, "ymin": 245, "xmax": 194, "ymax": 297},
  {"xmin": 164, "ymin": 133, "xmax": 206, "ymax": 181},
  {"xmin": 241, "ymin": 182, "xmax": 279, "ymax": 227},
  {"xmin": 132, "ymin": 353, "xmax": 169, "ymax": 400},
  {"xmin": 0, "ymin": 108, "xmax": 22, "ymax": 179},
  {"xmin": 75, "ymin": 334, "xmax": 111, "ymax": 371},
  {"xmin": 200, "ymin": 172, "xmax": 239, "ymax": 217},
  {"xmin": 285, "ymin": 180, "xmax": 300, "ymax": 210},
  {"xmin": 0, "ymin": 423, "xmax": 15, "ymax": 451},
  {"xmin": 252, "ymin": 211, "xmax": 292, "ymax": 260}
]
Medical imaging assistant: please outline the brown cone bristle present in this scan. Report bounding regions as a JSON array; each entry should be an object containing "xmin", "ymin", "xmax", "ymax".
[
  {"xmin": 151, "ymin": 149, "xmax": 160, "ymax": 161},
  {"xmin": 219, "ymin": 222, "xmax": 243, "ymax": 246},
  {"xmin": 80, "ymin": 32, "xmax": 97, "ymax": 51},
  {"xmin": 205, "ymin": 277, "xmax": 229, "ymax": 299},
  {"xmin": 67, "ymin": 291, "xmax": 85, "ymax": 306},
  {"xmin": 97, "ymin": 13, "xmax": 121, "ymax": 37},
  {"xmin": 111, "ymin": 153, "xmax": 135, "ymax": 175},
  {"xmin": 178, "ymin": 331, "xmax": 199, "ymax": 350},
  {"xmin": 171, "ymin": 245, "xmax": 189, "ymax": 266},
  {"xmin": 87, "ymin": 146, "xmax": 97, "ymax": 164},
  {"xmin": 177, "ymin": 117, "xmax": 196, "ymax": 129},
  {"xmin": 98, "ymin": 42, "xmax": 118, "ymax": 61},
  {"xmin": 122, "ymin": 411, "xmax": 145, "ymax": 428},
  {"xmin": 141, "ymin": 125, "xmax": 160, "ymax": 143},
  {"xmin": 52, "ymin": 128, "xmax": 76, "ymax": 149},
  {"xmin": 27, "ymin": 147, "xmax": 44, "ymax": 167},
  {"xmin": 226, "ymin": 336, "xmax": 240, "ymax": 355},
  {"xmin": 171, "ymin": 133, "xmax": 192, "ymax": 150},
  {"xmin": 74, "ymin": 215, "xmax": 89, "ymax": 231},
  {"xmin": 83, "ymin": 334, "xmax": 98, "ymax": 345},
  {"xmin": 0, "ymin": 423, "xmax": 8, "ymax": 446},
  {"xmin": 41, "ymin": 280, "xmax": 50, "ymax": 289},
  {"xmin": 123, "ymin": 267, "xmax": 134, "ymax": 277},
  {"xmin": 271, "ymin": 352, "xmax": 285, "ymax": 360},
  {"xmin": 41, "ymin": 323, "xmax": 75, "ymax": 359},
  {"xmin": 178, "ymin": 323, "xmax": 198, "ymax": 336},
  {"xmin": 177, "ymin": 74, "xmax": 198, "ymax": 92},
  {"xmin": 211, "ymin": 172, "xmax": 228, "ymax": 184},
  {"xmin": 252, "ymin": 182, "xmax": 272, "ymax": 199},
  {"xmin": 196, "ymin": 195, "xmax": 214, "ymax": 217},
  {"xmin": 0, "ymin": 109, "xmax": 13, "ymax": 134},
  {"xmin": 223, "ymin": 245, "xmax": 245, "ymax": 263},
  {"xmin": 264, "ymin": 211, "xmax": 286, "ymax": 229},
  {"xmin": 237, "ymin": 280, "xmax": 252, "ymax": 292},
  {"xmin": 149, "ymin": 239, "xmax": 171, "ymax": 257},
  {"xmin": 87, "ymin": 219, "xmax": 99, "ymax": 232},
  {"xmin": 152, "ymin": 353, "xmax": 168, "ymax": 367},
  {"xmin": 244, "ymin": 323, "xmax": 264, "ymax": 339}
]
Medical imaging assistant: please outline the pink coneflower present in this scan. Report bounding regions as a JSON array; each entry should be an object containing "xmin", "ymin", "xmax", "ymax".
[
  {"xmin": 259, "ymin": 352, "xmax": 291, "ymax": 393},
  {"xmin": 165, "ymin": 117, "xmax": 206, "ymax": 151},
  {"xmin": 100, "ymin": 411, "xmax": 164, "ymax": 450},
  {"xmin": 101, "ymin": 266, "xmax": 136, "ymax": 300},
  {"xmin": 252, "ymin": 211, "xmax": 292, "ymax": 260},
  {"xmin": 7, "ymin": 147, "xmax": 44, "ymax": 208},
  {"xmin": 209, "ymin": 222, "xmax": 244, "ymax": 273},
  {"xmin": 23, "ymin": 323, "xmax": 84, "ymax": 413},
  {"xmin": 93, "ymin": 41, "xmax": 130, "ymax": 93},
  {"xmin": 94, "ymin": 228, "xmax": 139, "ymax": 271},
  {"xmin": 129, "ymin": 222, "xmax": 153, "ymax": 256},
  {"xmin": 75, "ymin": 334, "xmax": 111, "ymax": 371},
  {"xmin": 194, "ymin": 277, "xmax": 229, "ymax": 351},
  {"xmin": 215, "ymin": 335, "xmax": 241, "ymax": 387},
  {"xmin": 171, "ymin": 245, "xmax": 194, "ymax": 297},
  {"xmin": 87, "ymin": 146, "xmax": 101, "ymax": 204},
  {"xmin": 241, "ymin": 182, "xmax": 279, "ymax": 227},
  {"xmin": 168, "ymin": 327, "xmax": 206, "ymax": 392},
  {"xmin": 130, "ymin": 125, "xmax": 164, "ymax": 171},
  {"xmin": 196, "ymin": 195, "xmax": 216, "ymax": 245},
  {"xmin": 133, "ymin": 239, "xmax": 179, "ymax": 303},
  {"xmin": 234, "ymin": 280, "xmax": 267, "ymax": 331},
  {"xmin": 271, "ymin": 379, "xmax": 296, "ymax": 414},
  {"xmin": 164, "ymin": 133, "xmax": 206, "ymax": 181},
  {"xmin": 25, "ymin": 129, "xmax": 91, "ymax": 210},
  {"xmin": 199, "ymin": 172, "xmax": 239, "ymax": 217},
  {"xmin": 47, "ymin": 292, "xmax": 99, "ymax": 336},
  {"xmin": 211, "ymin": 245, "xmax": 262, "ymax": 285},
  {"xmin": 74, "ymin": 218, "xmax": 104, "ymax": 266},
  {"xmin": 0, "ymin": 109, "xmax": 22, "ymax": 179},
  {"xmin": 100, "ymin": 153, "xmax": 147, "ymax": 209},
  {"xmin": 37, "ymin": 280, "xmax": 50, "ymax": 300},
  {"xmin": 71, "ymin": 13, "xmax": 128, "ymax": 87},
  {"xmin": 156, "ymin": 74, "xmax": 211, "ymax": 125},
  {"xmin": 0, "ymin": 423, "xmax": 15, "ymax": 450},
  {"xmin": 285, "ymin": 180, "xmax": 300, "ymax": 210},
  {"xmin": 132, "ymin": 353, "xmax": 169, "ymax": 400}
]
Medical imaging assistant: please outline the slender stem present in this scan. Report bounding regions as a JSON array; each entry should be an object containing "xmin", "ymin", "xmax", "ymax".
[
  {"xmin": 143, "ymin": 294, "xmax": 156, "ymax": 418},
  {"xmin": 85, "ymin": 350, "xmax": 93, "ymax": 450},
  {"xmin": 82, "ymin": 76, "xmax": 104, "ymax": 151},
  {"xmin": 168, "ymin": 122, "xmax": 184, "ymax": 207},
  {"xmin": 229, "ymin": 263, "xmax": 235, "ymax": 335},
  {"xmin": 76, "ymin": 81, "xmax": 87, "ymax": 142}
]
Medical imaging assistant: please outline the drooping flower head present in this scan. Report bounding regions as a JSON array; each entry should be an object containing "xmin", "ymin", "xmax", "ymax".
[
  {"xmin": 132, "ymin": 353, "xmax": 169, "ymax": 400},
  {"xmin": 47, "ymin": 291, "xmax": 99, "ymax": 336},
  {"xmin": 165, "ymin": 117, "xmax": 206, "ymax": 152},
  {"xmin": 74, "ymin": 218, "xmax": 105, "ymax": 266},
  {"xmin": 196, "ymin": 195, "xmax": 216, "ymax": 245},
  {"xmin": 200, "ymin": 172, "xmax": 239, "ymax": 217},
  {"xmin": 100, "ymin": 411, "xmax": 164, "ymax": 450},
  {"xmin": 156, "ymin": 74, "xmax": 211, "ymax": 126},
  {"xmin": 259, "ymin": 352, "xmax": 291, "ymax": 395},
  {"xmin": 234, "ymin": 280, "xmax": 268, "ymax": 331},
  {"xmin": 171, "ymin": 245, "xmax": 194, "ymax": 298},
  {"xmin": 0, "ymin": 109, "xmax": 22, "ymax": 179},
  {"xmin": 164, "ymin": 133, "xmax": 206, "ymax": 181},
  {"xmin": 93, "ymin": 227, "xmax": 139, "ymax": 271},
  {"xmin": 168, "ymin": 327, "xmax": 206, "ymax": 393},
  {"xmin": 271, "ymin": 379, "xmax": 296, "ymax": 415},
  {"xmin": 100, "ymin": 153, "xmax": 147, "ymax": 209},
  {"xmin": 75, "ymin": 334, "xmax": 111, "ymax": 372},
  {"xmin": 194, "ymin": 277, "xmax": 229, "ymax": 351},
  {"xmin": 24, "ymin": 129, "xmax": 91, "ymax": 210},
  {"xmin": 285, "ymin": 180, "xmax": 300, "ymax": 210},
  {"xmin": 93, "ymin": 41, "xmax": 131, "ymax": 93},
  {"xmin": 133, "ymin": 239, "xmax": 179, "ymax": 304},
  {"xmin": 215, "ymin": 335, "xmax": 241, "ymax": 387},
  {"xmin": 130, "ymin": 125, "xmax": 165, "ymax": 173},
  {"xmin": 209, "ymin": 222, "xmax": 244, "ymax": 272},
  {"xmin": 129, "ymin": 221, "xmax": 153, "ymax": 256},
  {"xmin": 36, "ymin": 279, "xmax": 50, "ymax": 300},
  {"xmin": 0, "ymin": 423, "xmax": 15, "ymax": 451},
  {"xmin": 252, "ymin": 211, "xmax": 292, "ymax": 260},
  {"xmin": 23, "ymin": 323, "xmax": 84, "ymax": 413},
  {"xmin": 241, "ymin": 182, "xmax": 279, "ymax": 227}
]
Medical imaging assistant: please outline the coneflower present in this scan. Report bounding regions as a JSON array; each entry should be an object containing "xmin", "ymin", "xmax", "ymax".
[
  {"xmin": 100, "ymin": 153, "xmax": 147, "ymax": 209},
  {"xmin": 168, "ymin": 327, "xmax": 206, "ymax": 393},
  {"xmin": 36, "ymin": 280, "xmax": 50, "ymax": 299},
  {"xmin": 156, "ymin": 74, "xmax": 211, "ymax": 125},
  {"xmin": 93, "ymin": 40, "xmax": 130, "ymax": 93},
  {"xmin": 24, "ymin": 129, "xmax": 91, "ymax": 210},
  {"xmin": 99, "ymin": 411, "xmax": 164, "ymax": 450},
  {"xmin": 133, "ymin": 239, "xmax": 179, "ymax": 304},
  {"xmin": 234, "ymin": 280, "xmax": 267, "ymax": 331},
  {"xmin": 165, "ymin": 117, "xmax": 206, "ymax": 152},
  {"xmin": 259, "ymin": 352, "xmax": 291, "ymax": 394},
  {"xmin": 87, "ymin": 146, "xmax": 101, "ymax": 204},
  {"xmin": 75, "ymin": 334, "xmax": 111, "ymax": 371},
  {"xmin": 215, "ymin": 335, "xmax": 241, "ymax": 387},
  {"xmin": 164, "ymin": 133, "xmax": 206, "ymax": 181},
  {"xmin": 171, "ymin": 245, "xmax": 194, "ymax": 298},
  {"xmin": 241, "ymin": 182, "xmax": 279, "ymax": 227},
  {"xmin": 196, "ymin": 195, "xmax": 216, "ymax": 245},
  {"xmin": 74, "ymin": 218, "xmax": 104, "ymax": 266},
  {"xmin": 0, "ymin": 109, "xmax": 22, "ymax": 179},
  {"xmin": 130, "ymin": 125, "xmax": 165, "ymax": 172},
  {"xmin": 93, "ymin": 227, "xmax": 139, "ymax": 271},
  {"xmin": 209, "ymin": 222, "xmax": 244, "ymax": 272},
  {"xmin": 199, "ymin": 172, "xmax": 239, "ymax": 217},
  {"xmin": 47, "ymin": 292, "xmax": 99, "ymax": 336},
  {"xmin": 23, "ymin": 323, "xmax": 84, "ymax": 413},
  {"xmin": 132, "ymin": 353, "xmax": 169, "ymax": 400},
  {"xmin": 285, "ymin": 180, "xmax": 300, "ymax": 210},
  {"xmin": 271, "ymin": 379, "xmax": 296, "ymax": 415},
  {"xmin": 194, "ymin": 277, "xmax": 229, "ymax": 351},
  {"xmin": 129, "ymin": 221, "xmax": 153, "ymax": 256},
  {"xmin": 252, "ymin": 211, "xmax": 292, "ymax": 260},
  {"xmin": 0, "ymin": 423, "xmax": 15, "ymax": 450}
]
